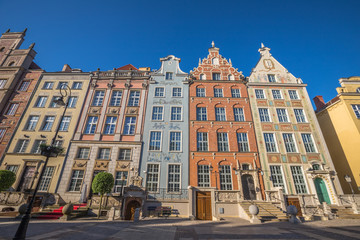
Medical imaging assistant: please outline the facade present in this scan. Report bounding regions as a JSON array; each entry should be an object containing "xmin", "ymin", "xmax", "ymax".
[
  {"xmin": 139, "ymin": 55, "xmax": 189, "ymax": 217},
  {"xmin": 0, "ymin": 65, "xmax": 90, "ymax": 207},
  {"xmin": 188, "ymin": 43, "xmax": 262, "ymax": 220},
  {"xmin": 314, "ymin": 76, "xmax": 360, "ymax": 194},
  {"xmin": 247, "ymin": 44, "xmax": 343, "ymax": 218},
  {"xmin": 57, "ymin": 65, "xmax": 150, "ymax": 219},
  {"xmin": 0, "ymin": 29, "xmax": 42, "ymax": 161}
]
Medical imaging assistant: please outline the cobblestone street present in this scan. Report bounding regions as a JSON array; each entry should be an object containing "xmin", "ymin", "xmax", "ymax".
[{"xmin": 1, "ymin": 218, "xmax": 360, "ymax": 240}]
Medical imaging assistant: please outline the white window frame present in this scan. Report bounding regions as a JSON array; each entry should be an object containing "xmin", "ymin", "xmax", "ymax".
[
  {"xmin": 92, "ymin": 90, "xmax": 105, "ymax": 106},
  {"xmin": 42, "ymin": 116, "xmax": 55, "ymax": 131},
  {"xmin": 43, "ymin": 82, "xmax": 54, "ymax": 89},
  {"xmin": 270, "ymin": 165, "xmax": 287, "ymax": 193},
  {"xmin": 197, "ymin": 132, "xmax": 208, "ymax": 152},
  {"xmin": 197, "ymin": 165, "xmax": 210, "ymax": 187},
  {"xmin": 0, "ymin": 79, "xmax": 7, "ymax": 89},
  {"xmin": 165, "ymin": 72, "xmax": 173, "ymax": 80},
  {"xmin": 217, "ymin": 132, "xmax": 229, "ymax": 152},
  {"xmin": 57, "ymin": 82, "xmax": 68, "ymax": 89},
  {"xmin": 118, "ymin": 148, "xmax": 132, "ymax": 160},
  {"xmin": 72, "ymin": 82, "xmax": 83, "ymax": 90},
  {"xmin": 214, "ymin": 88, "xmax": 224, "ymax": 97},
  {"xmin": 172, "ymin": 87, "xmax": 182, "ymax": 97},
  {"xmin": 14, "ymin": 139, "xmax": 29, "ymax": 153},
  {"xmin": 84, "ymin": 116, "xmax": 98, "ymax": 134},
  {"xmin": 0, "ymin": 128, "xmax": 6, "ymax": 140},
  {"xmin": 151, "ymin": 106, "xmax": 164, "ymax": 121},
  {"xmin": 128, "ymin": 90, "xmax": 141, "ymax": 106},
  {"xmin": 114, "ymin": 171, "xmax": 128, "ymax": 193},
  {"xmin": 282, "ymin": 133, "xmax": 297, "ymax": 153},
  {"xmin": 272, "ymin": 89, "xmax": 282, "ymax": 99},
  {"xmin": 301, "ymin": 133, "xmax": 317, "ymax": 153},
  {"xmin": 154, "ymin": 87, "xmax": 165, "ymax": 97},
  {"xmin": 351, "ymin": 105, "xmax": 360, "ymax": 118},
  {"xmin": 109, "ymin": 90, "xmax": 122, "ymax": 106},
  {"xmin": 77, "ymin": 147, "xmax": 90, "ymax": 159},
  {"xmin": 288, "ymin": 90, "xmax": 299, "ymax": 100},
  {"xmin": 59, "ymin": 116, "xmax": 71, "ymax": 132},
  {"xmin": 67, "ymin": 96, "xmax": 78, "ymax": 108},
  {"xmin": 219, "ymin": 165, "xmax": 232, "ymax": 190},
  {"xmin": 167, "ymin": 164, "xmax": 181, "ymax": 193},
  {"xmin": 294, "ymin": 109, "xmax": 307, "ymax": 123},
  {"xmin": 233, "ymin": 108, "xmax": 245, "ymax": 121},
  {"xmin": 68, "ymin": 170, "xmax": 84, "ymax": 192},
  {"xmin": 267, "ymin": 74, "xmax": 276, "ymax": 83},
  {"xmin": 104, "ymin": 116, "xmax": 117, "ymax": 134},
  {"xmin": 146, "ymin": 164, "xmax": 160, "ymax": 192},
  {"xmin": 231, "ymin": 88, "xmax": 241, "ymax": 98},
  {"xmin": 237, "ymin": 132, "xmax": 249, "ymax": 152},
  {"xmin": 38, "ymin": 166, "xmax": 55, "ymax": 192},
  {"xmin": 196, "ymin": 107, "xmax": 207, "ymax": 121},
  {"xmin": 123, "ymin": 116, "xmax": 136, "ymax": 135},
  {"xmin": 25, "ymin": 116, "xmax": 39, "ymax": 131},
  {"xmin": 97, "ymin": 148, "xmax": 111, "ymax": 159},
  {"xmin": 212, "ymin": 72, "xmax": 221, "ymax": 80},
  {"xmin": 196, "ymin": 87, "xmax": 206, "ymax": 97},
  {"xmin": 170, "ymin": 106, "xmax": 182, "ymax": 121},
  {"xmin": 6, "ymin": 103, "xmax": 19, "ymax": 115},
  {"xmin": 290, "ymin": 165, "xmax": 308, "ymax": 194},
  {"xmin": 276, "ymin": 108, "xmax": 289, "ymax": 122},
  {"xmin": 259, "ymin": 108, "xmax": 271, "ymax": 122},
  {"xmin": 149, "ymin": 131, "xmax": 162, "ymax": 151},
  {"xmin": 264, "ymin": 133, "xmax": 278, "ymax": 152},
  {"xmin": 255, "ymin": 89, "xmax": 266, "ymax": 99},
  {"xmin": 169, "ymin": 131, "xmax": 182, "ymax": 152},
  {"xmin": 18, "ymin": 81, "xmax": 30, "ymax": 91},
  {"xmin": 31, "ymin": 140, "xmax": 46, "ymax": 154},
  {"xmin": 215, "ymin": 107, "xmax": 226, "ymax": 121}
]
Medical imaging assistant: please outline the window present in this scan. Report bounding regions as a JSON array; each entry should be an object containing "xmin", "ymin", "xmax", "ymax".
[
  {"xmin": 217, "ymin": 132, "xmax": 229, "ymax": 152},
  {"xmin": 128, "ymin": 91, "xmax": 140, "ymax": 106},
  {"xmin": 264, "ymin": 133, "xmax": 277, "ymax": 152},
  {"xmin": 255, "ymin": 89, "xmax": 265, "ymax": 99},
  {"xmin": 149, "ymin": 131, "xmax": 161, "ymax": 151},
  {"xmin": 38, "ymin": 166, "xmax": 55, "ymax": 192},
  {"xmin": 57, "ymin": 82, "xmax": 68, "ymax": 89},
  {"xmin": 312, "ymin": 164, "xmax": 321, "ymax": 170},
  {"xmin": 77, "ymin": 148, "xmax": 90, "ymax": 159},
  {"xmin": 68, "ymin": 96, "xmax": 78, "ymax": 108},
  {"xmin": 228, "ymin": 74, "xmax": 234, "ymax": 80},
  {"xmin": 288, "ymin": 90, "xmax": 299, "ymax": 100},
  {"xmin": 198, "ymin": 165, "xmax": 210, "ymax": 187},
  {"xmin": 215, "ymin": 107, "xmax": 226, "ymax": 121},
  {"xmin": 8, "ymin": 61, "xmax": 15, "ymax": 66},
  {"xmin": 54, "ymin": 140, "xmax": 63, "ymax": 147},
  {"xmin": 197, "ymin": 132, "xmax": 208, "ymax": 151},
  {"xmin": 92, "ymin": 90, "xmax": 105, "ymax": 106},
  {"xmin": 68, "ymin": 170, "xmax": 84, "ymax": 192},
  {"xmin": 219, "ymin": 165, "xmax": 232, "ymax": 190},
  {"xmin": 49, "ymin": 97, "xmax": 61, "ymax": 108},
  {"xmin": 294, "ymin": 109, "xmax": 306, "ymax": 123},
  {"xmin": 14, "ymin": 139, "xmax": 29, "ymax": 153},
  {"xmin": 118, "ymin": 149, "xmax": 131, "ymax": 160},
  {"xmin": 154, "ymin": 87, "xmax": 164, "ymax": 97},
  {"xmin": 114, "ymin": 171, "xmax": 128, "ymax": 193},
  {"xmin": 6, "ymin": 103, "xmax": 19, "ymax": 115},
  {"xmin": 18, "ymin": 81, "xmax": 30, "ymax": 91},
  {"xmin": 165, "ymin": 72, "xmax": 173, "ymax": 80},
  {"xmin": 25, "ymin": 116, "xmax": 39, "ymax": 131},
  {"xmin": 233, "ymin": 108, "xmax": 245, "ymax": 121},
  {"xmin": 351, "ymin": 105, "xmax": 360, "ymax": 118},
  {"xmin": 242, "ymin": 164, "xmax": 250, "ymax": 170},
  {"xmin": 43, "ymin": 82, "xmax": 54, "ymax": 89},
  {"xmin": 200, "ymin": 74, "xmax": 206, "ymax": 80},
  {"xmin": 72, "ymin": 82, "xmax": 83, "ymax": 89},
  {"xmin": 104, "ymin": 116, "xmax": 117, "ymax": 134},
  {"xmin": 0, "ymin": 47, "xmax": 4, "ymax": 52},
  {"xmin": 357, "ymin": 88, "xmax": 360, "ymax": 93},
  {"xmin": 290, "ymin": 166, "xmax": 307, "ymax": 194},
  {"xmin": 6, "ymin": 165, "xmax": 19, "ymax": 173},
  {"xmin": 109, "ymin": 90, "xmax": 122, "ymax": 106},
  {"xmin": 98, "ymin": 148, "xmax": 111, "ymax": 159},
  {"xmin": 172, "ymin": 87, "xmax": 182, "ymax": 97},
  {"xmin": 146, "ymin": 164, "xmax": 159, "ymax": 192},
  {"xmin": 268, "ymin": 74, "xmax": 276, "ymax": 82},
  {"xmin": 272, "ymin": 90, "xmax": 282, "ymax": 99},
  {"xmin": 196, "ymin": 87, "xmax": 206, "ymax": 97},
  {"xmin": 169, "ymin": 132, "xmax": 181, "ymax": 151},
  {"xmin": 259, "ymin": 108, "xmax": 271, "ymax": 122},
  {"xmin": 42, "ymin": 116, "xmax": 55, "ymax": 131},
  {"xmin": 237, "ymin": 133, "xmax": 249, "ymax": 152},
  {"xmin": 31, "ymin": 140, "xmax": 46, "ymax": 154},
  {"xmin": 270, "ymin": 165, "xmax": 285, "ymax": 189},
  {"xmin": 35, "ymin": 96, "xmax": 48, "ymax": 108},
  {"xmin": 0, "ymin": 128, "xmax": 6, "ymax": 140},
  {"xmin": 84, "ymin": 116, "xmax": 98, "ymax": 134},
  {"xmin": 123, "ymin": 116, "xmax": 136, "ymax": 135},
  {"xmin": 231, "ymin": 88, "xmax": 241, "ymax": 98},
  {"xmin": 196, "ymin": 107, "xmax": 207, "ymax": 121},
  {"xmin": 212, "ymin": 73, "xmax": 220, "ymax": 80},
  {"xmin": 152, "ymin": 106, "xmax": 163, "ymax": 121},
  {"xmin": 212, "ymin": 58, "xmax": 219, "ymax": 65},
  {"xmin": 168, "ymin": 165, "xmax": 180, "ymax": 192},
  {"xmin": 0, "ymin": 79, "xmax": 6, "ymax": 89},
  {"xmin": 171, "ymin": 107, "xmax": 182, "ymax": 121},
  {"xmin": 59, "ymin": 116, "xmax": 71, "ymax": 131},
  {"xmin": 301, "ymin": 133, "xmax": 316, "ymax": 153},
  {"xmin": 276, "ymin": 109, "xmax": 289, "ymax": 122},
  {"xmin": 283, "ymin": 133, "xmax": 297, "ymax": 153},
  {"xmin": 214, "ymin": 88, "xmax": 223, "ymax": 97}
]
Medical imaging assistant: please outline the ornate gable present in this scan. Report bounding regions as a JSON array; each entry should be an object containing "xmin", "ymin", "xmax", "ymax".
[
  {"xmin": 249, "ymin": 43, "xmax": 301, "ymax": 84},
  {"xmin": 190, "ymin": 42, "xmax": 244, "ymax": 81}
]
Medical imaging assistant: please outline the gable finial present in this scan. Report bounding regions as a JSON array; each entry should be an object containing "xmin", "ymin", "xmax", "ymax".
[
  {"xmin": 211, "ymin": 41, "xmax": 215, "ymax": 48},
  {"xmin": 261, "ymin": 42, "xmax": 265, "ymax": 48}
]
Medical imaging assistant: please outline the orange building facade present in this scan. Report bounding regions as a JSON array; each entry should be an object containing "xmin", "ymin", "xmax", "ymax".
[{"xmin": 188, "ymin": 43, "xmax": 263, "ymax": 220}]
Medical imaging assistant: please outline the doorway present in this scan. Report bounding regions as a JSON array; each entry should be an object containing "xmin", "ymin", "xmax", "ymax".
[
  {"xmin": 125, "ymin": 200, "xmax": 141, "ymax": 220},
  {"xmin": 286, "ymin": 197, "xmax": 303, "ymax": 216},
  {"xmin": 241, "ymin": 174, "xmax": 256, "ymax": 200},
  {"xmin": 196, "ymin": 191, "xmax": 212, "ymax": 220},
  {"xmin": 17, "ymin": 166, "xmax": 36, "ymax": 192},
  {"xmin": 314, "ymin": 178, "xmax": 331, "ymax": 204}
]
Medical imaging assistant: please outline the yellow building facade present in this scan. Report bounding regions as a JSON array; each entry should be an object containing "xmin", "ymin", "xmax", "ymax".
[
  {"xmin": 1, "ymin": 67, "xmax": 90, "ymax": 204},
  {"xmin": 314, "ymin": 76, "xmax": 360, "ymax": 194}
]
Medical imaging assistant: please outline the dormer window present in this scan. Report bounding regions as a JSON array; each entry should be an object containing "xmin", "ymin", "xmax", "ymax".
[
  {"xmin": 312, "ymin": 164, "xmax": 321, "ymax": 170},
  {"xmin": 228, "ymin": 74, "xmax": 234, "ymax": 80},
  {"xmin": 200, "ymin": 74, "xmax": 206, "ymax": 80},
  {"xmin": 165, "ymin": 72, "xmax": 173, "ymax": 80},
  {"xmin": 242, "ymin": 164, "xmax": 250, "ymax": 170},
  {"xmin": 212, "ymin": 73, "xmax": 220, "ymax": 80},
  {"xmin": 8, "ymin": 61, "xmax": 15, "ymax": 67},
  {"xmin": 212, "ymin": 58, "xmax": 219, "ymax": 65},
  {"xmin": 356, "ymin": 87, "xmax": 360, "ymax": 93},
  {"xmin": 268, "ymin": 74, "xmax": 276, "ymax": 83},
  {"xmin": 0, "ymin": 47, "xmax": 5, "ymax": 52}
]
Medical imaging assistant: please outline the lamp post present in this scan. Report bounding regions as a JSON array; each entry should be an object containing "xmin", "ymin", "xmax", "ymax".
[
  {"xmin": 120, "ymin": 174, "xmax": 126, "ymax": 219},
  {"xmin": 344, "ymin": 174, "xmax": 355, "ymax": 201},
  {"xmin": 13, "ymin": 85, "xmax": 71, "ymax": 240}
]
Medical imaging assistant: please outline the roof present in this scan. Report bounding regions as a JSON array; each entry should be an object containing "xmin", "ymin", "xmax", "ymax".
[{"xmin": 116, "ymin": 64, "xmax": 138, "ymax": 71}]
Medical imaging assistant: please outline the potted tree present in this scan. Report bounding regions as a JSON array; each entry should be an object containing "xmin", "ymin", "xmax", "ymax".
[{"xmin": 91, "ymin": 172, "xmax": 114, "ymax": 219}]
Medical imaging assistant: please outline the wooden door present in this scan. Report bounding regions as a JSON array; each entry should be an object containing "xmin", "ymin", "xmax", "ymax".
[
  {"xmin": 314, "ymin": 178, "xmax": 331, "ymax": 204},
  {"xmin": 287, "ymin": 197, "xmax": 303, "ymax": 216},
  {"xmin": 17, "ymin": 166, "xmax": 36, "ymax": 192},
  {"xmin": 196, "ymin": 191, "xmax": 212, "ymax": 220},
  {"xmin": 241, "ymin": 174, "xmax": 256, "ymax": 200}
]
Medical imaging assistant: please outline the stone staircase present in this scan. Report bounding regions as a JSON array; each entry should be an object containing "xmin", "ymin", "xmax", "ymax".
[
  {"xmin": 240, "ymin": 201, "xmax": 288, "ymax": 222},
  {"xmin": 32, "ymin": 203, "xmax": 88, "ymax": 220},
  {"xmin": 330, "ymin": 205, "xmax": 360, "ymax": 219}
]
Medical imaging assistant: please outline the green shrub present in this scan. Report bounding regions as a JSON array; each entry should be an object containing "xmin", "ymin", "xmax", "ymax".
[
  {"xmin": 0, "ymin": 170, "xmax": 16, "ymax": 191},
  {"xmin": 91, "ymin": 172, "xmax": 114, "ymax": 218}
]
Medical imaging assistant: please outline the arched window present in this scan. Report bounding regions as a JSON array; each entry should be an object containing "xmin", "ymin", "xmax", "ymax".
[
  {"xmin": 212, "ymin": 58, "xmax": 219, "ymax": 65},
  {"xmin": 196, "ymin": 86, "xmax": 206, "ymax": 97},
  {"xmin": 8, "ymin": 61, "xmax": 15, "ymax": 66},
  {"xmin": 0, "ymin": 47, "xmax": 5, "ymax": 52},
  {"xmin": 228, "ymin": 74, "xmax": 234, "ymax": 80},
  {"xmin": 242, "ymin": 163, "xmax": 250, "ymax": 170},
  {"xmin": 200, "ymin": 74, "xmax": 206, "ymax": 80}
]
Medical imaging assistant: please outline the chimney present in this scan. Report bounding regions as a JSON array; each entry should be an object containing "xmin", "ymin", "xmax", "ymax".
[
  {"xmin": 62, "ymin": 64, "xmax": 72, "ymax": 72},
  {"xmin": 313, "ymin": 96, "xmax": 326, "ymax": 111}
]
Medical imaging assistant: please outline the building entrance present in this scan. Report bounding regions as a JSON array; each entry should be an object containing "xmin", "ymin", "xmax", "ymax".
[
  {"xmin": 241, "ymin": 174, "xmax": 256, "ymax": 200},
  {"xmin": 125, "ymin": 200, "xmax": 140, "ymax": 220},
  {"xmin": 314, "ymin": 178, "xmax": 331, "ymax": 204},
  {"xmin": 196, "ymin": 191, "xmax": 212, "ymax": 220}
]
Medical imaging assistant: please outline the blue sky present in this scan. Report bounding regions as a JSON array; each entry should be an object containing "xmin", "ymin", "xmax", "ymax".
[{"xmin": 1, "ymin": 0, "xmax": 359, "ymax": 104}]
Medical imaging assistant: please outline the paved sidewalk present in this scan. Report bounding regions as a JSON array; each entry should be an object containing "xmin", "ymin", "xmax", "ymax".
[{"xmin": 1, "ymin": 217, "xmax": 360, "ymax": 239}]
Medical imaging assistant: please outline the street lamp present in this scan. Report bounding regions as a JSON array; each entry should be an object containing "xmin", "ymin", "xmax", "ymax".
[
  {"xmin": 344, "ymin": 174, "xmax": 355, "ymax": 200},
  {"xmin": 13, "ymin": 85, "xmax": 71, "ymax": 240},
  {"xmin": 120, "ymin": 174, "xmax": 126, "ymax": 219}
]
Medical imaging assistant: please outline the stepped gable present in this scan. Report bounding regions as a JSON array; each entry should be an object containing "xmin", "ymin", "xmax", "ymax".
[
  {"xmin": 190, "ymin": 41, "xmax": 244, "ymax": 81},
  {"xmin": 249, "ymin": 43, "xmax": 299, "ymax": 84}
]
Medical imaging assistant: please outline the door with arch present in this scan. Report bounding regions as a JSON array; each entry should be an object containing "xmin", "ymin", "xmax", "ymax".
[
  {"xmin": 241, "ymin": 174, "xmax": 256, "ymax": 200},
  {"xmin": 314, "ymin": 178, "xmax": 331, "ymax": 204},
  {"xmin": 125, "ymin": 200, "xmax": 141, "ymax": 220}
]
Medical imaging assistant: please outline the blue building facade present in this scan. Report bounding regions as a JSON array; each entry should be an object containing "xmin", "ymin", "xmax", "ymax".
[{"xmin": 139, "ymin": 55, "xmax": 189, "ymax": 209}]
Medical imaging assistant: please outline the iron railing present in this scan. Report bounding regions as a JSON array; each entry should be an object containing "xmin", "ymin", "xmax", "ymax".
[{"xmin": 146, "ymin": 188, "xmax": 188, "ymax": 201}]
